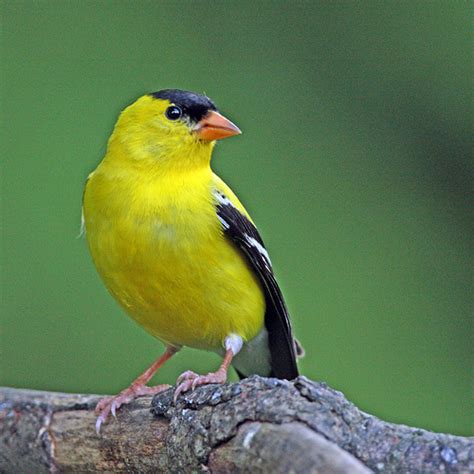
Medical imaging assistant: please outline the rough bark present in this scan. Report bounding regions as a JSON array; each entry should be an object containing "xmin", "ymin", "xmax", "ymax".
[{"xmin": 0, "ymin": 376, "xmax": 472, "ymax": 473}]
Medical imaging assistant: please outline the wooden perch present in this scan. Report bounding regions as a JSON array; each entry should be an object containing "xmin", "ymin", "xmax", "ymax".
[{"xmin": 0, "ymin": 376, "xmax": 472, "ymax": 473}]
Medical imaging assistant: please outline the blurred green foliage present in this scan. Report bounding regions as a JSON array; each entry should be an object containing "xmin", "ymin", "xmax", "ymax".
[{"xmin": 2, "ymin": 1, "xmax": 472, "ymax": 435}]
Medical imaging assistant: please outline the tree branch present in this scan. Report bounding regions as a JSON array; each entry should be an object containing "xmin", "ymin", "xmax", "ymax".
[{"xmin": 0, "ymin": 376, "xmax": 471, "ymax": 472}]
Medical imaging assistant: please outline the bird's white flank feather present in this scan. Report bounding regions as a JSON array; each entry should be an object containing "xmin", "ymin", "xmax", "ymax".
[{"xmin": 224, "ymin": 333, "xmax": 243, "ymax": 355}]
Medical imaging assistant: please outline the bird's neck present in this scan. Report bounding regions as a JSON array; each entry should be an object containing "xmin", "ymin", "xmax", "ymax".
[
  {"xmin": 95, "ymin": 141, "xmax": 214, "ymax": 201},
  {"xmin": 103, "ymin": 128, "xmax": 215, "ymax": 179}
]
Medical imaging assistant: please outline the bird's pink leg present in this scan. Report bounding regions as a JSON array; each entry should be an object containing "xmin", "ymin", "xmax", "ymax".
[
  {"xmin": 174, "ymin": 349, "xmax": 234, "ymax": 403},
  {"xmin": 95, "ymin": 345, "xmax": 179, "ymax": 433}
]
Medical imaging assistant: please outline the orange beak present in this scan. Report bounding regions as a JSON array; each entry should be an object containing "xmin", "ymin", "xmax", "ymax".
[{"xmin": 194, "ymin": 110, "xmax": 241, "ymax": 141}]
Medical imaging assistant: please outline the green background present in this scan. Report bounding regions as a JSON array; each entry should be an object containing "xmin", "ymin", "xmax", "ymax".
[{"xmin": 2, "ymin": 1, "xmax": 472, "ymax": 436}]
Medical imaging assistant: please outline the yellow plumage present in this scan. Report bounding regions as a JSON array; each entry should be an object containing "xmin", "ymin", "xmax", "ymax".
[
  {"xmin": 83, "ymin": 95, "xmax": 264, "ymax": 351},
  {"xmin": 85, "ymin": 90, "xmax": 299, "ymax": 432}
]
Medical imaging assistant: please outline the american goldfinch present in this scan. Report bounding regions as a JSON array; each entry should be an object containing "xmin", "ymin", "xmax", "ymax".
[{"xmin": 83, "ymin": 89, "xmax": 302, "ymax": 432}]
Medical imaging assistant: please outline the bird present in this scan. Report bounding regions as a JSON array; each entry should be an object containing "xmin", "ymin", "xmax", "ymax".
[{"xmin": 82, "ymin": 89, "xmax": 302, "ymax": 433}]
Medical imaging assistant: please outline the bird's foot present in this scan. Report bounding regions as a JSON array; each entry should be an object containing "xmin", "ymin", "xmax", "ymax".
[
  {"xmin": 173, "ymin": 368, "xmax": 227, "ymax": 403},
  {"xmin": 95, "ymin": 383, "xmax": 170, "ymax": 434}
]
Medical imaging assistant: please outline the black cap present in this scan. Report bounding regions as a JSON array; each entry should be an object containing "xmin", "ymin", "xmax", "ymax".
[{"xmin": 150, "ymin": 89, "xmax": 217, "ymax": 123}]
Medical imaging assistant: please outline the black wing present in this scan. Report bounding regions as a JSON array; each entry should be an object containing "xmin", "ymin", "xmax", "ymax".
[{"xmin": 214, "ymin": 190, "xmax": 299, "ymax": 380}]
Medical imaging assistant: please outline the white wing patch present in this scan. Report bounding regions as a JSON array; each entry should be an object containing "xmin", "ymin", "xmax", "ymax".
[
  {"xmin": 213, "ymin": 190, "xmax": 233, "ymax": 231},
  {"xmin": 217, "ymin": 214, "xmax": 230, "ymax": 230},
  {"xmin": 214, "ymin": 189, "xmax": 271, "ymax": 266},
  {"xmin": 245, "ymin": 235, "xmax": 272, "ymax": 266},
  {"xmin": 213, "ymin": 190, "xmax": 233, "ymax": 206}
]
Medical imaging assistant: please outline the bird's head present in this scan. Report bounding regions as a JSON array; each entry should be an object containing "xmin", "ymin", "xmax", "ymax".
[{"xmin": 106, "ymin": 89, "xmax": 241, "ymax": 171}]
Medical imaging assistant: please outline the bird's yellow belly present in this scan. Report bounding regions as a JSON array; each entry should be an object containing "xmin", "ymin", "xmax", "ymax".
[{"xmin": 86, "ymin": 212, "xmax": 265, "ymax": 351}]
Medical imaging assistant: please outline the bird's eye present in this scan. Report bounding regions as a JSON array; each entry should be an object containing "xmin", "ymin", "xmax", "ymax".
[{"xmin": 165, "ymin": 105, "xmax": 182, "ymax": 121}]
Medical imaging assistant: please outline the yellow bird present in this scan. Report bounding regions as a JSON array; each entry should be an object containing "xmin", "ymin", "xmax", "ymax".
[{"xmin": 82, "ymin": 90, "xmax": 302, "ymax": 432}]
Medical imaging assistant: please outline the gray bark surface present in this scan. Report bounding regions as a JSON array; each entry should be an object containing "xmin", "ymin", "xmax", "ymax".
[{"xmin": 0, "ymin": 376, "xmax": 472, "ymax": 473}]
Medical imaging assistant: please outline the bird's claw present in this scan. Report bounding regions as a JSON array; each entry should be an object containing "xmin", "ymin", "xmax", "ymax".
[
  {"xmin": 173, "ymin": 369, "xmax": 227, "ymax": 404},
  {"xmin": 95, "ymin": 383, "xmax": 170, "ymax": 434},
  {"xmin": 176, "ymin": 370, "xmax": 198, "ymax": 386},
  {"xmin": 95, "ymin": 413, "xmax": 103, "ymax": 434},
  {"xmin": 94, "ymin": 394, "xmax": 127, "ymax": 434},
  {"xmin": 173, "ymin": 371, "xmax": 199, "ymax": 403},
  {"xmin": 111, "ymin": 401, "xmax": 117, "ymax": 418}
]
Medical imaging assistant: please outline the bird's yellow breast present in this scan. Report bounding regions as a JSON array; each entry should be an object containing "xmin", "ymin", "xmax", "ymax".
[{"xmin": 83, "ymin": 163, "xmax": 265, "ymax": 350}]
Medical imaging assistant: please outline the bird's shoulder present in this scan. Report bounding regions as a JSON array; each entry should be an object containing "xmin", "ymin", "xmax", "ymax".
[{"xmin": 211, "ymin": 175, "xmax": 250, "ymax": 215}]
